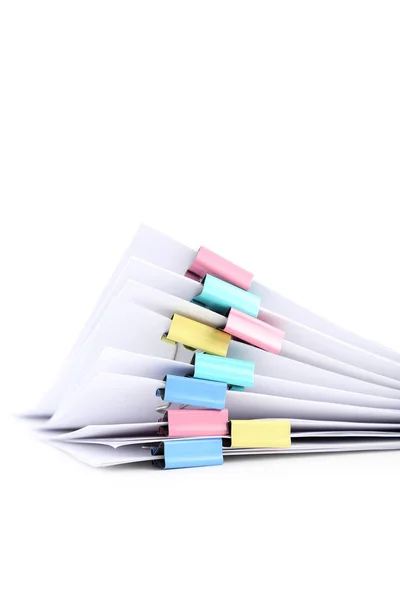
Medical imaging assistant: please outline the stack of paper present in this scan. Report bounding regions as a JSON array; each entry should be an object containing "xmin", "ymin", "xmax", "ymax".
[{"xmin": 34, "ymin": 225, "xmax": 400, "ymax": 469}]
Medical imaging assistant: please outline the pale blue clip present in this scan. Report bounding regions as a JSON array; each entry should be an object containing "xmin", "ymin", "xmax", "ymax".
[
  {"xmin": 152, "ymin": 438, "xmax": 224, "ymax": 469},
  {"xmin": 163, "ymin": 374, "xmax": 227, "ymax": 409},
  {"xmin": 194, "ymin": 354, "xmax": 255, "ymax": 389},
  {"xmin": 192, "ymin": 274, "xmax": 261, "ymax": 317}
]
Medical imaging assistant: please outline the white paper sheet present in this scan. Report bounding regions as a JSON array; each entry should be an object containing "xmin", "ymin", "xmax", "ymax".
[
  {"xmin": 96, "ymin": 348, "xmax": 400, "ymax": 400},
  {"xmin": 51, "ymin": 437, "xmax": 400, "ymax": 468},
  {"xmin": 36, "ymin": 299, "xmax": 175, "ymax": 416},
  {"xmin": 116, "ymin": 279, "xmax": 400, "ymax": 386},
  {"xmin": 104, "ymin": 258, "xmax": 400, "ymax": 382},
  {"xmin": 68, "ymin": 257, "xmax": 202, "ymax": 358},
  {"xmin": 37, "ymin": 297, "xmax": 400, "ymax": 418},
  {"xmin": 131, "ymin": 224, "xmax": 400, "ymax": 363},
  {"xmin": 50, "ymin": 432, "xmax": 400, "ymax": 449},
  {"xmin": 81, "ymin": 348, "xmax": 194, "ymax": 387},
  {"xmin": 45, "ymin": 372, "xmax": 400, "ymax": 430},
  {"xmin": 86, "ymin": 348, "xmax": 400, "ymax": 410},
  {"xmin": 48, "ymin": 418, "xmax": 400, "ymax": 444}
]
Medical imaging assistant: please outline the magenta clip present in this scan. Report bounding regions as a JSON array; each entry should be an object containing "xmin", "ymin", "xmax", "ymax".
[
  {"xmin": 224, "ymin": 308, "xmax": 285, "ymax": 354},
  {"xmin": 165, "ymin": 409, "xmax": 229, "ymax": 437},
  {"xmin": 187, "ymin": 246, "xmax": 253, "ymax": 290}
]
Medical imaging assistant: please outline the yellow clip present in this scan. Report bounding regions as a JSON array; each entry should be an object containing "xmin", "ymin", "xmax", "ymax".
[
  {"xmin": 166, "ymin": 314, "xmax": 231, "ymax": 357},
  {"xmin": 230, "ymin": 420, "xmax": 291, "ymax": 448}
]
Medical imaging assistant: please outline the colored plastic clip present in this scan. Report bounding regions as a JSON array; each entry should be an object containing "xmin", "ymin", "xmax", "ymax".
[
  {"xmin": 162, "ymin": 375, "xmax": 227, "ymax": 409},
  {"xmin": 160, "ymin": 409, "xmax": 229, "ymax": 437},
  {"xmin": 228, "ymin": 420, "xmax": 291, "ymax": 448},
  {"xmin": 194, "ymin": 354, "xmax": 255, "ymax": 389},
  {"xmin": 152, "ymin": 438, "xmax": 224, "ymax": 469},
  {"xmin": 187, "ymin": 246, "xmax": 253, "ymax": 290},
  {"xmin": 193, "ymin": 274, "xmax": 261, "ymax": 317},
  {"xmin": 166, "ymin": 314, "xmax": 231, "ymax": 356},
  {"xmin": 224, "ymin": 308, "xmax": 285, "ymax": 354}
]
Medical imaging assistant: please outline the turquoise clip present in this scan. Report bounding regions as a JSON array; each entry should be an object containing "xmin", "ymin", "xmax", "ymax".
[
  {"xmin": 192, "ymin": 274, "xmax": 261, "ymax": 317},
  {"xmin": 194, "ymin": 354, "xmax": 255, "ymax": 389},
  {"xmin": 152, "ymin": 438, "xmax": 223, "ymax": 469},
  {"xmin": 163, "ymin": 374, "xmax": 227, "ymax": 409}
]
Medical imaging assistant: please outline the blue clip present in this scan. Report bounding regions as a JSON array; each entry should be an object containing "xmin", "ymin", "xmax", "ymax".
[
  {"xmin": 194, "ymin": 354, "xmax": 255, "ymax": 389},
  {"xmin": 192, "ymin": 274, "xmax": 261, "ymax": 317},
  {"xmin": 152, "ymin": 438, "xmax": 223, "ymax": 469},
  {"xmin": 163, "ymin": 375, "xmax": 227, "ymax": 409}
]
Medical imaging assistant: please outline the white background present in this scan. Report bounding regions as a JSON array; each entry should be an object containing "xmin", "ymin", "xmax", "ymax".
[{"xmin": 1, "ymin": 1, "xmax": 400, "ymax": 598}]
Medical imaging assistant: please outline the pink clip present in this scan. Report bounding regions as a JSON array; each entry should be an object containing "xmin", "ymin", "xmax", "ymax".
[
  {"xmin": 187, "ymin": 247, "xmax": 253, "ymax": 290},
  {"xmin": 167, "ymin": 409, "xmax": 229, "ymax": 437},
  {"xmin": 224, "ymin": 308, "xmax": 285, "ymax": 354}
]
